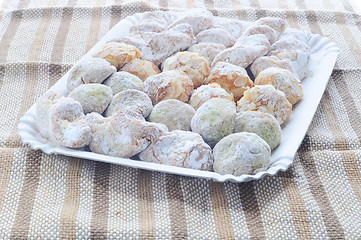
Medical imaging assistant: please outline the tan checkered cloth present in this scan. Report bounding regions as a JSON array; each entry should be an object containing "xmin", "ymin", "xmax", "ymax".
[{"xmin": 1, "ymin": 0, "xmax": 361, "ymax": 238}]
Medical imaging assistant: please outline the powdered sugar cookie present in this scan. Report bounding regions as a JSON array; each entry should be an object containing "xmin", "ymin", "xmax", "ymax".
[
  {"xmin": 241, "ymin": 25, "xmax": 279, "ymax": 45},
  {"xmin": 250, "ymin": 55, "xmax": 294, "ymax": 78},
  {"xmin": 103, "ymin": 71, "xmax": 143, "ymax": 95},
  {"xmin": 187, "ymin": 42, "xmax": 226, "ymax": 63},
  {"xmin": 139, "ymin": 130, "xmax": 213, "ymax": 170},
  {"xmin": 234, "ymin": 111, "xmax": 281, "ymax": 150},
  {"xmin": 237, "ymin": 85, "xmax": 292, "ymax": 124},
  {"xmin": 212, "ymin": 18, "xmax": 250, "ymax": 38},
  {"xmin": 162, "ymin": 51, "xmax": 210, "ymax": 88},
  {"xmin": 189, "ymin": 83, "xmax": 234, "ymax": 110},
  {"xmin": 130, "ymin": 18, "xmax": 167, "ymax": 33},
  {"xmin": 168, "ymin": 8, "xmax": 213, "ymax": 35},
  {"xmin": 48, "ymin": 97, "xmax": 92, "ymax": 148},
  {"xmin": 93, "ymin": 42, "xmax": 141, "ymax": 69},
  {"xmin": 66, "ymin": 58, "xmax": 116, "ymax": 92},
  {"xmin": 104, "ymin": 89, "xmax": 153, "ymax": 118},
  {"xmin": 254, "ymin": 67, "xmax": 303, "ymax": 105},
  {"xmin": 68, "ymin": 84, "xmax": 113, "ymax": 114},
  {"xmin": 148, "ymin": 99, "xmax": 195, "ymax": 131},
  {"xmin": 196, "ymin": 28, "xmax": 236, "ymax": 48},
  {"xmin": 191, "ymin": 98, "xmax": 237, "ymax": 147},
  {"xmin": 120, "ymin": 58, "xmax": 160, "ymax": 81},
  {"xmin": 144, "ymin": 70, "xmax": 194, "ymax": 105},
  {"xmin": 90, "ymin": 109, "xmax": 168, "ymax": 158},
  {"xmin": 255, "ymin": 17, "xmax": 287, "ymax": 35},
  {"xmin": 204, "ymin": 62, "xmax": 253, "ymax": 101},
  {"xmin": 213, "ymin": 132, "xmax": 271, "ymax": 175}
]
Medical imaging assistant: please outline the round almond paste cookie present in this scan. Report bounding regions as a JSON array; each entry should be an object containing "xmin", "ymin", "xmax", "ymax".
[
  {"xmin": 90, "ymin": 109, "xmax": 168, "ymax": 158},
  {"xmin": 92, "ymin": 42, "xmax": 141, "ymax": 69},
  {"xmin": 189, "ymin": 83, "xmax": 234, "ymax": 110},
  {"xmin": 213, "ymin": 132, "xmax": 271, "ymax": 176},
  {"xmin": 148, "ymin": 99, "xmax": 196, "ymax": 131},
  {"xmin": 162, "ymin": 51, "xmax": 210, "ymax": 88},
  {"xmin": 191, "ymin": 98, "xmax": 236, "ymax": 147},
  {"xmin": 68, "ymin": 84, "xmax": 113, "ymax": 114},
  {"xmin": 204, "ymin": 61, "xmax": 253, "ymax": 101},
  {"xmin": 234, "ymin": 111, "xmax": 281, "ymax": 150},
  {"xmin": 254, "ymin": 67, "xmax": 303, "ymax": 105},
  {"xmin": 120, "ymin": 58, "xmax": 160, "ymax": 81},
  {"xmin": 103, "ymin": 71, "xmax": 143, "ymax": 95},
  {"xmin": 144, "ymin": 70, "xmax": 193, "ymax": 105},
  {"xmin": 237, "ymin": 85, "xmax": 292, "ymax": 125},
  {"xmin": 139, "ymin": 130, "xmax": 213, "ymax": 170},
  {"xmin": 104, "ymin": 89, "xmax": 153, "ymax": 118},
  {"xmin": 66, "ymin": 58, "xmax": 116, "ymax": 92}
]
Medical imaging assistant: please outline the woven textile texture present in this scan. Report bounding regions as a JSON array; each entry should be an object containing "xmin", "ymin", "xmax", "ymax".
[{"xmin": 1, "ymin": 0, "xmax": 361, "ymax": 239}]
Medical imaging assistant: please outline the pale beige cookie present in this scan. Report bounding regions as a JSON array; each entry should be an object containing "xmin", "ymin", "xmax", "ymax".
[
  {"xmin": 48, "ymin": 97, "xmax": 92, "ymax": 148},
  {"xmin": 187, "ymin": 42, "xmax": 226, "ymax": 63},
  {"xmin": 255, "ymin": 17, "xmax": 287, "ymax": 35},
  {"xmin": 103, "ymin": 71, "xmax": 143, "ymax": 95},
  {"xmin": 66, "ymin": 58, "xmax": 116, "ymax": 92},
  {"xmin": 120, "ymin": 58, "xmax": 160, "ymax": 81},
  {"xmin": 189, "ymin": 83, "xmax": 234, "ymax": 110},
  {"xmin": 168, "ymin": 8, "xmax": 213, "ymax": 35},
  {"xmin": 35, "ymin": 90, "xmax": 65, "ymax": 140},
  {"xmin": 130, "ymin": 18, "xmax": 167, "ymax": 33},
  {"xmin": 212, "ymin": 18, "xmax": 250, "ymax": 39},
  {"xmin": 93, "ymin": 42, "xmax": 141, "ymax": 69},
  {"xmin": 204, "ymin": 62, "xmax": 253, "ymax": 101},
  {"xmin": 68, "ymin": 84, "xmax": 113, "ymax": 114},
  {"xmin": 104, "ymin": 89, "xmax": 153, "ymax": 118},
  {"xmin": 140, "ymin": 10, "xmax": 178, "ymax": 26},
  {"xmin": 90, "ymin": 109, "xmax": 168, "ymax": 158},
  {"xmin": 148, "ymin": 99, "xmax": 196, "ymax": 131},
  {"xmin": 139, "ymin": 130, "xmax": 213, "ymax": 170},
  {"xmin": 269, "ymin": 37, "xmax": 309, "ymax": 55},
  {"xmin": 234, "ymin": 34, "xmax": 270, "ymax": 49},
  {"xmin": 213, "ymin": 132, "xmax": 271, "ymax": 176},
  {"xmin": 143, "ymin": 70, "xmax": 194, "ymax": 105},
  {"xmin": 162, "ymin": 51, "xmax": 210, "ymax": 88},
  {"xmin": 241, "ymin": 25, "xmax": 279, "ymax": 44},
  {"xmin": 254, "ymin": 67, "xmax": 303, "ymax": 105},
  {"xmin": 271, "ymin": 50, "xmax": 310, "ymax": 80},
  {"xmin": 196, "ymin": 28, "xmax": 236, "ymax": 48},
  {"xmin": 237, "ymin": 85, "xmax": 292, "ymax": 124},
  {"xmin": 250, "ymin": 55, "xmax": 294, "ymax": 78},
  {"xmin": 191, "ymin": 98, "xmax": 237, "ymax": 147},
  {"xmin": 211, "ymin": 42, "xmax": 270, "ymax": 68},
  {"xmin": 84, "ymin": 112, "xmax": 105, "ymax": 133},
  {"xmin": 234, "ymin": 111, "xmax": 281, "ymax": 150}
]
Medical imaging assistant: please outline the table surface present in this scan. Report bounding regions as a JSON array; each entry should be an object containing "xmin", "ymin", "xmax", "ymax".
[{"xmin": 1, "ymin": 0, "xmax": 361, "ymax": 239}]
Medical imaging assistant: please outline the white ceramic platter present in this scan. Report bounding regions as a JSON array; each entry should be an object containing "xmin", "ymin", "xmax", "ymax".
[{"xmin": 18, "ymin": 12, "xmax": 340, "ymax": 182}]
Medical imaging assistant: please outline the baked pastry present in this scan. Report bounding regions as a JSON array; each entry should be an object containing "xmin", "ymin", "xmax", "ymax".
[
  {"xmin": 162, "ymin": 51, "xmax": 210, "ymax": 88},
  {"xmin": 92, "ymin": 42, "xmax": 141, "ymax": 69},
  {"xmin": 36, "ymin": 91, "xmax": 92, "ymax": 148},
  {"xmin": 66, "ymin": 58, "xmax": 116, "ymax": 92},
  {"xmin": 188, "ymin": 83, "xmax": 234, "ymax": 110},
  {"xmin": 68, "ymin": 84, "xmax": 113, "ymax": 114},
  {"xmin": 255, "ymin": 17, "xmax": 287, "ymax": 35},
  {"xmin": 191, "ymin": 98, "xmax": 237, "ymax": 147},
  {"xmin": 254, "ymin": 67, "xmax": 303, "ymax": 105},
  {"xmin": 250, "ymin": 55, "xmax": 293, "ymax": 78},
  {"xmin": 241, "ymin": 25, "xmax": 279, "ymax": 45},
  {"xmin": 144, "ymin": 70, "xmax": 193, "ymax": 105},
  {"xmin": 167, "ymin": 8, "xmax": 213, "ymax": 35},
  {"xmin": 187, "ymin": 42, "xmax": 226, "ymax": 63},
  {"xmin": 90, "ymin": 109, "xmax": 168, "ymax": 158},
  {"xmin": 237, "ymin": 85, "xmax": 292, "ymax": 124},
  {"xmin": 196, "ymin": 28, "xmax": 236, "ymax": 48},
  {"xmin": 139, "ymin": 130, "xmax": 213, "ymax": 170},
  {"xmin": 103, "ymin": 71, "xmax": 143, "ymax": 95},
  {"xmin": 104, "ymin": 89, "xmax": 153, "ymax": 118},
  {"xmin": 213, "ymin": 132, "xmax": 271, "ymax": 175},
  {"xmin": 140, "ymin": 10, "xmax": 178, "ymax": 26},
  {"xmin": 130, "ymin": 19, "xmax": 167, "ymax": 33},
  {"xmin": 212, "ymin": 18, "xmax": 250, "ymax": 38},
  {"xmin": 148, "ymin": 99, "xmax": 196, "ymax": 131},
  {"xmin": 234, "ymin": 111, "xmax": 281, "ymax": 150},
  {"xmin": 120, "ymin": 58, "xmax": 160, "ymax": 81},
  {"xmin": 204, "ymin": 62, "xmax": 253, "ymax": 101}
]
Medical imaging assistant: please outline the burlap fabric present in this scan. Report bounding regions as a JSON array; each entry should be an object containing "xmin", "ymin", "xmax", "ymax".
[{"xmin": 0, "ymin": 0, "xmax": 361, "ymax": 238}]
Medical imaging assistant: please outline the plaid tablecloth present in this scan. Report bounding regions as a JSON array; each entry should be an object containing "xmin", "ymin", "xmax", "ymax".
[{"xmin": 1, "ymin": 0, "xmax": 361, "ymax": 239}]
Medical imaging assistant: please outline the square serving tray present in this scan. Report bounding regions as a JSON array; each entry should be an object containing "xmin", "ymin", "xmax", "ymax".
[{"xmin": 18, "ymin": 12, "xmax": 340, "ymax": 182}]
